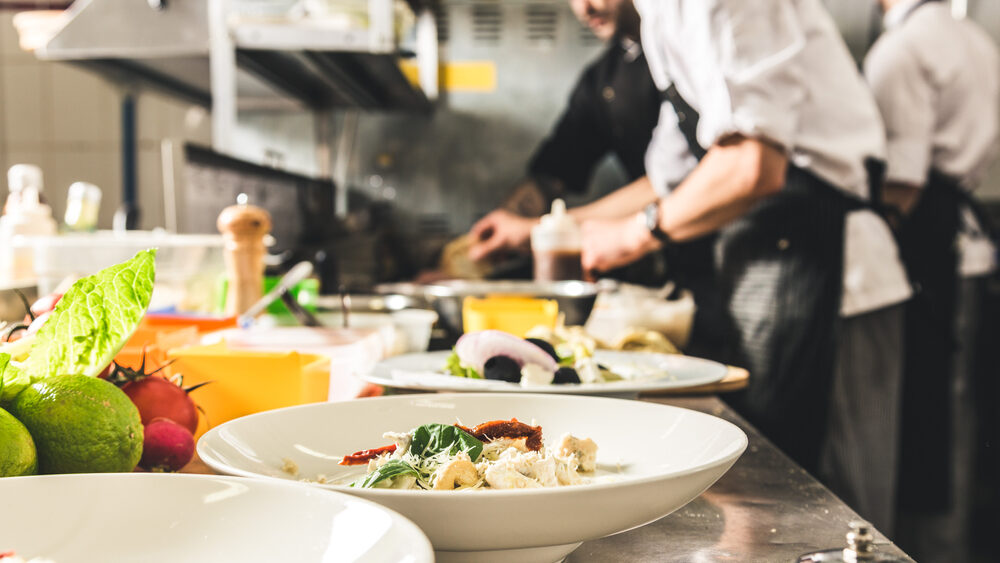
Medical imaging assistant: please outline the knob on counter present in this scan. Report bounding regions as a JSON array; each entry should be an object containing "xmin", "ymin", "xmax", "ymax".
[
  {"xmin": 217, "ymin": 194, "xmax": 271, "ymax": 316},
  {"xmin": 797, "ymin": 521, "xmax": 909, "ymax": 562}
]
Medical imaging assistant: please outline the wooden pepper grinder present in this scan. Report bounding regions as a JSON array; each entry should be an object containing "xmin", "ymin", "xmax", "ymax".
[{"xmin": 217, "ymin": 193, "xmax": 271, "ymax": 316}]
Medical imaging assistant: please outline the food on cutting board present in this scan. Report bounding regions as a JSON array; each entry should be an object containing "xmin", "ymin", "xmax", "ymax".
[
  {"xmin": 0, "ymin": 250, "xmax": 157, "ymax": 476},
  {"xmin": 338, "ymin": 418, "xmax": 599, "ymax": 490}
]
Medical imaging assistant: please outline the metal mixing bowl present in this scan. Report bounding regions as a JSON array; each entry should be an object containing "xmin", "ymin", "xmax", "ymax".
[{"xmin": 373, "ymin": 280, "xmax": 602, "ymax": 337}]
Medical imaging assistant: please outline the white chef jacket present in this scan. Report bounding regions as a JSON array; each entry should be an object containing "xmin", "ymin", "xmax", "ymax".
[
  {"xmin": 864, "ymin": 0, "xmax": 1000, "ymax": 277},
  {"xmin": 635, "ymin": 0, "xmax": 912, "ymax": 317}
]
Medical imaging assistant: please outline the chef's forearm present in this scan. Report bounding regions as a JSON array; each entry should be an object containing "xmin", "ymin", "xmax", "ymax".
[
  {"xmin": 569, "ymin": 176, "xmax": 658, "ymax": 222},
  {"xmin": 658, "ymin": 136, "xmax": 787, "ymax": 242}
]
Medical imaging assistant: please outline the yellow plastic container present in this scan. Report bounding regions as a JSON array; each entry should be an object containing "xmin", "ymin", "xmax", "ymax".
[
  {"xmin": 462, "ymin": 296, "xmax": 559, "ymax": 337},
  {"xmin": 166, "ymin": 342, "xmax": 330, "ymax": 438},
  {"xmin": 114, "ymin": 322, "xmax": 201, "ymax": 372}
]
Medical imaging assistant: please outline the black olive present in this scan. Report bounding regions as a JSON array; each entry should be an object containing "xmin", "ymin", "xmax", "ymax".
[
  {"xmin": 525, "ymin": 338, "xmax": 560, "ymax": 362},
  {"xmin": 483, "ymin": 355, "xmax": 522, "ymax": 383},
  {"xmin": 553, "ymin": 367, "xmax": 581, "ymax": 384}
]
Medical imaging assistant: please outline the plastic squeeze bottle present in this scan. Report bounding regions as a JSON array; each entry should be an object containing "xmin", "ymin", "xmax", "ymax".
[
  {"xmin": 0, "ymin": 164, "xmax": 58, "ymax": 282},
  {"xmin": 530, "ymin": 198, "xmax": 583, "ymax": 281}
]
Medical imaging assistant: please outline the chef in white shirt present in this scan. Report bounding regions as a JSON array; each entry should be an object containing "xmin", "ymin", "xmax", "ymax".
[
  {"xmin": 576, "ymin": 0, "xmax": 912, "ymax": 531},
  {"xmin": 864, "ymin": 0, "xmax": 999, "ymax": 558}
]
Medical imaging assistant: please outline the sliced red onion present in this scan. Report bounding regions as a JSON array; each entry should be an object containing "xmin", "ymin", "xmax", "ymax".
[{"xmin": 455, "ymin": 330, "xmax": 559, "ymax": 374}]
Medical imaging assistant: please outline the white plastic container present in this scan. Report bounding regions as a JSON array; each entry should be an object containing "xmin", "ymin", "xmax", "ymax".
[
  {"xmin": 0, "ymin": 164, "xmax": 58, "ymax": 283},
  {"xmin": 13, "ymin": 230, "xmax": 225, "ymax": 312},
  {"xmin": 530, "ymin": 198, "xmax": 583, "ymax": 281}
]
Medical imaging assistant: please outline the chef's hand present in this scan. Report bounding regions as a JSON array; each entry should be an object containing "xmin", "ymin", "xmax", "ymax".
[
  {"xmin": 581, "ymin": 214, "xmax": 661, "ymax": 277},
  {"xmin": 468, "ymin": 209, "xmax": 536, "ymax": 262}
]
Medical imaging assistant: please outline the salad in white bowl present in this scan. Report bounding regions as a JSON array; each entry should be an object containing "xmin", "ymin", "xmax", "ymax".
[{"xmin": 340, "ymin": 418, "xmax": 600, "ymax": 491}]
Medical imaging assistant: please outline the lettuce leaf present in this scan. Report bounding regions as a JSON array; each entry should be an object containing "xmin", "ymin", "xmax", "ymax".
[
  {"xmin": 0, "ymin": 353, "xmax": 29, "ymax": 403},
  {"xmin": 23, "ymin": 249, "xmax": 156, "ymax": 381},
  {"xmin": 444, "ymin": 350, "xmax": 480, "ymax": 379}
]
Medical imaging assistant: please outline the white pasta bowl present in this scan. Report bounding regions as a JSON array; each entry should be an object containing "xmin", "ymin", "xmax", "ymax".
[
  {"xmin": 198, "ymin": 393, "xmax": 748, "ymax": 563},
  {"xmin": 0, "ymin": 473, "xmax": 432, "ymax": 563}
]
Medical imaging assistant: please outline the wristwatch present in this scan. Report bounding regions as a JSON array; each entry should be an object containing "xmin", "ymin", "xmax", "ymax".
[{"xmin": 643, "ymin": 201, "xmax": 671, "ymax": 244}]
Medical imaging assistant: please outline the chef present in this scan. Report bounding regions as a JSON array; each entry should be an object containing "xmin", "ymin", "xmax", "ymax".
[
  {"xmin": 468, "ymin": 0, "xmax": 659, "ymax": 254},
  {"xmin": 864, "ymin": 0, "xmax": 999, "ymax": 558},
  {"xmin": 575, "ymin": 0, "xmax": 912, "ymax": 531}
]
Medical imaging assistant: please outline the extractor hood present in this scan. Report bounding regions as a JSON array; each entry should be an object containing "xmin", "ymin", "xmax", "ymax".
[{"xmin": 27, "ymin": 0, "xmax": 434, "ymax": 112}]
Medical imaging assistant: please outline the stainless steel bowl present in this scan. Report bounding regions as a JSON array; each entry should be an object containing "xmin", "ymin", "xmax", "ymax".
[
  {"xmin": 314, "ymin": 293, "xmax": 427, "ymax": 314},
  {"xmin": 373, "ymin": 280, "xmax": 603, "ymax": 337}
]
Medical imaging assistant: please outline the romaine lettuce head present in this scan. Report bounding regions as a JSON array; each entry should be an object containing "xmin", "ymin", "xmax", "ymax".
[{"xmin": 20, "ymin": 249, "xmax": 156, "ymax": 387}]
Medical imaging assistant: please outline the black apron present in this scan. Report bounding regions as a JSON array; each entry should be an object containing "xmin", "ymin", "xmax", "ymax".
[
  {"xmin": 888, "ymin": 0, "xmax": 964, "ymax": 514},
  {"xmin": 895, "ymin": 170, "xmax": 964, "ymax": 512},
  {"xmin": 661, "ymin": 84, "xmax": 882, "ymax": 471}
]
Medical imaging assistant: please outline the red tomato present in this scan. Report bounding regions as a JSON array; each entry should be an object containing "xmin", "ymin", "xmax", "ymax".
[{"xmin": 121, "ymin": 376, "xmax": 199, "ymax": 434}]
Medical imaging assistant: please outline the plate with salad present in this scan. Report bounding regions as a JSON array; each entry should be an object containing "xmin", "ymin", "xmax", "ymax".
[
  {"xmin": 362, "ymin": 329, "xmax": 728, "ymax": 395},
  {"xmin": 197, "ymin": 393, "xmax": 748, "ymax": 562}
]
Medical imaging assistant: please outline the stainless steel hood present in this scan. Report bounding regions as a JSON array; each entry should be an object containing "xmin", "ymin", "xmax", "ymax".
[{"xmin": 31, "ymin": 0, "xmax": 433, "ymax": 113}]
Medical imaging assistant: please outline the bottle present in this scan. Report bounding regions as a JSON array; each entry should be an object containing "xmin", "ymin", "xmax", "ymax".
[
  {"xmin": 63, "ymin": 182, "xmax": 102, "ymax": 232},
  {"xmin": 530, "ymin": 199, "xmax": 583, "ymax": 282},
  {"xmin": 0, "ymin": 164, "xmax": 58, "ymax": 282}
]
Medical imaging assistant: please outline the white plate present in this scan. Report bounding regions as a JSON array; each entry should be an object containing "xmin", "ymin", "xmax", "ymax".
[
  {"xmin": 362, "ymin": 349, "xmax": 728, "ymax": 396},
  {"xmin": 198, "ymin": 393, "xmax": 748, "ymax": 563},
  {"xmin": 0, "ymin": 473, "xmax": 432, "ymax": 563}
]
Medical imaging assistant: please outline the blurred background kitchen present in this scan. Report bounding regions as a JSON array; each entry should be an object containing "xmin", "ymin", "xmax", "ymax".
[
  {"xmin": 0, "ymin": 0, "xmax": 999, "ymax": 560},
  {"xmin": 0, "ymin": 0, "xmax": 993, "ymax": 292}
]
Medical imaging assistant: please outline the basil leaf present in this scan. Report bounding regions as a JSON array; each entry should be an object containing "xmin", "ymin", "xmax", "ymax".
[
  {"xmin": 353, "ymin": 459, "xmax": 418, "ymax": 489},
  {"xmin": 25, "ymin": 249, "xmax": 156, "ymax": 381},
  {"xmin": 444, "ymin": 350, "xmax": 480, "ymax": 379},
  {"xmin": 409, "ymin": 423, "xmax": 484, "ymax": 462}
]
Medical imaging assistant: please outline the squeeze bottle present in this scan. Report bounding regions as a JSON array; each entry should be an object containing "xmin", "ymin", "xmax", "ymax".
[
  {"xmin": 530, "ymin": 199, "xmax": 583, "ymax": 281},
  {"xmin": 0, "ymin": 164, "xmax": 58, "ymax": 282}
]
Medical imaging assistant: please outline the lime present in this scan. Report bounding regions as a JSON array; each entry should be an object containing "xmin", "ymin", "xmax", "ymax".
[
  {"xmin": 8, "ymin": 374, "xmax": 143, "ymax": 474},
  {"xmin": 0, "ymin": 407, "xmax": 37, "ymax": 476}
]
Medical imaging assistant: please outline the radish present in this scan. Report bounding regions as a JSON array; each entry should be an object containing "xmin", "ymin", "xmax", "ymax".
[
  {"xmin": 121, "ymin": 375, "xmax": 202, "ymax": 434},
  {"xmin": 138, "ymin": 417, "xmax": 195, "ymax": 472},
  {"xmin": 109, "ymin": 351, "xmax": 208, "ymax": 434}
]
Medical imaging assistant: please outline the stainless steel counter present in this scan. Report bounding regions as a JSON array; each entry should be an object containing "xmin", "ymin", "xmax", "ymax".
[{"xmin": 568, "ymin": 395, "xmax": 914, "ymax": 563}]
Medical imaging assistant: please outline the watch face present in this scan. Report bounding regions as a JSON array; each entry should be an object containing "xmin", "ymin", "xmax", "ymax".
[{"xmin": 645, "ymin": 202, "xmax": 659, "ymax": 232}]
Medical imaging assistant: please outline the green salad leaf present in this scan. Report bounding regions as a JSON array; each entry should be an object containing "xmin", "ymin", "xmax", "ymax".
[
  {"xmin": 353, "ymin": 459, "xmax": 419, "ymax": 489},
  {"xmin": 23, "ymin": 249, "xmax": 157, "ymax": 383},
  {"xmin": 445, "ymin": 350, "xmax": 480, "ymax": 379},
  {"xmin": 0, "ymin": 353, "xmax": 29, "ymax": 403},
  {"xmin": 409, "ymin": 423, "xmax": 484, "ymax": 462}
]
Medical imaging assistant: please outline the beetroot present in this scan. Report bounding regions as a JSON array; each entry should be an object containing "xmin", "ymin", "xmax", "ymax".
[{"xmin": 139, "ymin": 417, "xmax": 195, "ymax": 472}]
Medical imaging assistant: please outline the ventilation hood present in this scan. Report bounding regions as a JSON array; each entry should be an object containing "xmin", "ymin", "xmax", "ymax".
[{"xmin": 26, "ymin": 0, "xmax": 433, "ymax": 112}]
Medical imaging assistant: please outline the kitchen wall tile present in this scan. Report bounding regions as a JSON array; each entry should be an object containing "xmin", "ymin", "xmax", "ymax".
[
  {"xmin": 2, "ymin": 63, "xmax": 46, "ymax": 148},
  {"xmin": 1, "ymin": 13, "xmax": 38, "ymax": 64},
  {"xmin": 50, "ymin": 63, "xmax": 118, "ymax": 147}
]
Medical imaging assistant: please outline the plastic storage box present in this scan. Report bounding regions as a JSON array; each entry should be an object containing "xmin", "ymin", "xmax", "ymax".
[{"xmin": 14, "ymin": 230, "xmax": 225, "ymax": 312}]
